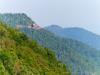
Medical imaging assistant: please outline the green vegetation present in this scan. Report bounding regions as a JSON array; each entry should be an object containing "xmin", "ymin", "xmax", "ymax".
[
  {"xmin": 0, "ymin": 23, "xmax": 70, "ymax": 75},
  {"xmin": 1, "ymin": 13, "xmax": 100, "ymax": 75},
  {"xmin": 29, "ymin": 29, "xmax": 99, "ymax": 74}
]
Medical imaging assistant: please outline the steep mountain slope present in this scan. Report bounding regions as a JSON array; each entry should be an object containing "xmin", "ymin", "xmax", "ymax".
[
  {"xmin": 0, "ymin": 13, "xmax": 35, "ymax": 27},
  {"xmin": 45, "ymin": 25, "xmax": 100, "ymax": 49},
  {"xmin": 24, "ymin": 28, "xmax": 100, "ymax": 75},
  {"xmin": 0, "ymin": 23, "xmax": 70, "ymax": 75},
  {"xmin": 0, "ymin": 13, "xmax": 100, "ymax": 75}
]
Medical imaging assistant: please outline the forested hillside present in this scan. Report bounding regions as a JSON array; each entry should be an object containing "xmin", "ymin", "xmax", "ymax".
[
  {"xmin": 26, "ymin": 28, "xmax": 100, "ymax": 75},
  {"xmin": 45, "ymin": 25, "xmax": 100, "ymax": 49},
  {"xmin": 0, "ymin": 22, "xmax": 70, "ymax": 75},
  {"xmin": 0, "ymin": 13, "xmax": 100, "ymax": 75}
]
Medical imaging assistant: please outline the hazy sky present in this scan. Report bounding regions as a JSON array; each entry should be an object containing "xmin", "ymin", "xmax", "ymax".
[{"xmin": 0, "ymin": 0, "xmax": 100, "ymax": 35}]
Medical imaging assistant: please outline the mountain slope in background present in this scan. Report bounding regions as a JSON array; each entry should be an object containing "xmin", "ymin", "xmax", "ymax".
[
  {"xmin": 0, "ymin": 13, "xmax": 35, "ymax": 27},
  {"xmin": 27, "ymin": 28, "xmax": 100, "ymax": 75},
  {"xmin": 0, "ymin": 22, "xmax": 70, "ymax": 75},
  {"xmin": 45, "ymin": 25, "xmax": 100, "ymax": 49},
  {"xmin": 0, "ymin": 13, "xmax": 100, "ymax": 75}
]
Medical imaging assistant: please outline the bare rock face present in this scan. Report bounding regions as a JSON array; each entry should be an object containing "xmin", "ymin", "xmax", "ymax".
[
  {"xmin": 16, "ymin": 23, "xmax": 41, "ymax": 30},
  {"xmin": 29, "ymin": 24, "xmax": 41, "ymax": 30}
]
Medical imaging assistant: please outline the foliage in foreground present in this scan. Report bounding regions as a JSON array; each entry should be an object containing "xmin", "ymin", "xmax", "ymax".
[{"xmin": 0, "ymin": 23, "xmax": 70, "ymax": 75}]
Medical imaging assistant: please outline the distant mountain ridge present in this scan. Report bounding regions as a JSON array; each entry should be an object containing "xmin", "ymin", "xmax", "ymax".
[{"xmin": 45, "ymin": 25, "xmax": 100, "ymax": 49}]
